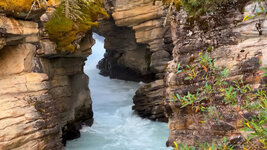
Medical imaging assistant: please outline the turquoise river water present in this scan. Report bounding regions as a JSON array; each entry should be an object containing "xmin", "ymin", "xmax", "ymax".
[{"xmin": 66, "ymin": 34, "xmax": 171, "ymax": 150}]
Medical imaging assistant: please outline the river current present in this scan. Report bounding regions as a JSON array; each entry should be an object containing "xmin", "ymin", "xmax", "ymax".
[{"xmin": 66, "ymin": 34, "xmax": 171, "ymax": 150}]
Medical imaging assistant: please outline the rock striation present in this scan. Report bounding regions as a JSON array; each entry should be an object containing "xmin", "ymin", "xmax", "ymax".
[
  {"xmin": 98, "ymin": 0, "xmax": 173, "ymax": 79},
  {"xmin": 95, "ymin": 0, "xmax": 173, "ymax": 121},
  {"xmin": 0, "ymin": 11, "xmax": 94, "ymax": 149},
  {"xmin": 1, "ymin": 0, "xmax": 266, "ymax": 149},
  {"xmin": 164, "ymin": 1, "xmax": 267, "ymax": 147},
  {"xmin": 133, "ymin": 79, "xmax": 168, "ymax": 122}
]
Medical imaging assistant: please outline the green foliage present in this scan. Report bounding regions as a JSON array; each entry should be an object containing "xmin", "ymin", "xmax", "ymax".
[
  {"xmin": 45, "ymin": 14, "xmax": 77, "ymax": 51},
  {"xmin": 261, "ymin": 67, "xmax": 267, "ymax": 78},
  {"xmin": 45, "ymin": 0, "xmax": 109, "ymax": 51},
  {"xmin": 170, "ymin": 50, "xmax": 267, "ymax": 149},
  {"xmin": 171, "ymin": 91, "xmax": 205, "ymax": 109},
  {"xmin": 177, "ymin": 63, "xmax": 182, "ymax": 73},
  {"xmin": 242, "ymin": 89, "xmax": 267, "ymax": 149},
  {"xmin": 0, "ymin": 0, "xmax": 47, "ymax": 12},
  {"xmin": 158, "ymin": 0, "xmax": 232, "ymax": 17},
  {"xmin": 0, "ymin": 0, "xmax": 109, "ymax": 51},
  {"xmin": 173, "ymin": 137, "xmax": 234, "ymax": 150},
  {"xmin": 179, "ymin": 0, "xmax": 230, "ymax": 17},
  {"xmin": 160, "ymin": 0, "xmax": 267, "ymax": 19},
  {"xmin": 0, "ymin": 0, "xmax": 34, "ymax": 12},
  {"xmin": 243, "ymin": 0, "xmax": 267, "ymax": 22},
  {"xmin": 159, "ymin": 0, "xmax": 266, "ymax": 23},
  {"xmin": 220, "ymin": 85, "xmax": 237, "ymax": 104},
  {"xmin": 199, "ymin": 52, "xmax": 214, "ymax": 68},
  {"xmin": 160, "ymin": 0, "xmax": 182, "ymax": 10}
]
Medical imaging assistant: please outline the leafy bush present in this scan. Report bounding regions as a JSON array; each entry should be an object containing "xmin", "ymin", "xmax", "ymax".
[{"xmin": 45, "ymin": 0, "xmax": 109, "ymax": 51}]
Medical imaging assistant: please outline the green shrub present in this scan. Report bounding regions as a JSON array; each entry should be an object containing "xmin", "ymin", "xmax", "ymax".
[
  {"xmin": 170, "ymin": 52, "xmax": 267, "ymax": 149},
  {"xmin": 45, "ymin": 0, "xmax": 109, "ymax": 51},
  {"xmin": 180, "ymin": 0, "xmax": 231, "ymax": 17},
  {"xmin": 158, "ymin": 0, "xmax": 232, "ymax": 17}
]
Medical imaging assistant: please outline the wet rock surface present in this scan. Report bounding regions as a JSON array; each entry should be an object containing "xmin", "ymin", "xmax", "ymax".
[{"xmin": 133, "ymin": 80, "xmax": 167, "ymax": 122}]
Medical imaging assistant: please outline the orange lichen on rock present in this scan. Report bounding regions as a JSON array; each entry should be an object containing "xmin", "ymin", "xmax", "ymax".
[
  {"xmin": 0, "ymin": 0, "xmax": 60, "ymax": 12},
  {"xmin": 47, "ymin": 0, "xmax": 61, "ymax": 7},
  {"xmin": 0, "ymin": 0, "xmax": 35, "ymax": 12}
]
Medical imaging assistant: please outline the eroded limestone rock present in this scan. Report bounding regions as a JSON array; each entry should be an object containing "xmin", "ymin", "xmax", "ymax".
[
  {"xmin": 133, "ymin": 80, "xmax": 167, "ymax": 122},
  {"xmin": 95, "ymin": 0, "xmax": 173, "ymax": 121},
  {"xmin": 0, "ymin": 11, "xmax": 94, "ymax": 149},
  {"xmin": 164, "ymin": 2, "xmax": 267, "ymax": 147}
]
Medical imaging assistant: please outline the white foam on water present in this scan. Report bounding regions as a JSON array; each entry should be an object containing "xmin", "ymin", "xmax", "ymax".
[{"xmin": 66, "ymin": 34, "xmax": 171, "ymax": 150}]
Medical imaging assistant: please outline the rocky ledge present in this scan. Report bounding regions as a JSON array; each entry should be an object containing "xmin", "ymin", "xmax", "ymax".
[
  {"xmin": 94, "ymin": 0, "xmax": 173, "ymax": 121},
  {"xmin": 164, "ymin": 1, "xmax": 267, "ymax": 147},
  {"xmin": 0, "ymin": 12, "xmax": 94, "ymax": 149}
]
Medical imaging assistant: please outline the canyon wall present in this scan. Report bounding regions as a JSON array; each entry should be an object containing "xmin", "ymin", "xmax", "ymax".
[
  {"xmin": 164, "ymin": 1, "xmax": 267, "ymax": 147},
  {"xmin": 0, "ymin": 1, "xmax": 172, "ymax": 148},
  {"xmin": 0, "ymin": 0, "xmax": 266, "ymax": 149},
  {"xmin": 98, "ymin": 0, "xmax": 266, "ymax": 147},
  {"xmin": 96, "ymin": 0, "xmax": 173, "ymax": 121},
  {"xmin": 0, "ymin": 11, "xmax": 94, "ymax": 149}
]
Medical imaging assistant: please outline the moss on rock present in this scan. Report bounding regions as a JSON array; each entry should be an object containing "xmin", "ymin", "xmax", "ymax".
[
  {"xmin": 45, "ymin": 0, "xmax": 109, "ymax": 51},
  {"xmin": 0, "ymin": 0, "xmax": 35, "ymax": 12}
]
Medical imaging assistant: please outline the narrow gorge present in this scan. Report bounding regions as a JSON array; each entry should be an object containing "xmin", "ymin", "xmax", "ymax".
[
  {"xmin": 0, "ymin": 0, "xmax": 266, "ymax": 150},
  {"xmin": 66, "ymin": 33, "xmax": 170, "ymax": 150}
]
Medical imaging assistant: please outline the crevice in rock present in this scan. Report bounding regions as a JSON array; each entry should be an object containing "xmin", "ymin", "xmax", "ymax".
[
  {"xmin": 92, "ymin": 0, "xmax": 174, "ymax": 121},
  {"xmin": 93, "ymin": 17, "xmax": 155, "ymax": 83}
]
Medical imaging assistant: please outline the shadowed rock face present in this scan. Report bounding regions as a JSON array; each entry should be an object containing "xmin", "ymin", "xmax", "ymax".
[
  {"xmin": 164, "ymin": 2, "xmax": 267, "ymax": 147},
  {"xmin": 133, "ymin": 80, "xmax": 168, "ymax": 122},
  {"xmin": 0, "ymin": 1, "xmax": 172, "ymax": 148},
  {"xmin": 96, "ymin": 0, "xmax": 173, "ymax": 80},
  {"xmin": 1, "ymin": 1, "xmax": 266, "ymax": 149},
  {"xmin": 95, "ymin": 0, "xmax": 173, "ymax": 121},
  {"xmin": 0, "ymin": 13, "xmax": 94, "ymax": 149},
  {"xmin": 94, "ymin": 0, "xmax": 266, "ymax": 148},
  {"xmin": 95, "ymin": 18, "xmax": 154, "ymax": 82}
]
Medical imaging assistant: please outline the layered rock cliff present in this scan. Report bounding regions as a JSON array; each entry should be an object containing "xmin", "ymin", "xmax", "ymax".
[
  {"xmin": 164, "ymin": 1, "xmax": 267, "ymax": 147},
  {"xmin": 98, "ymin": 0, "xmax": 266, "ymax": 147},
  {"xmin": 0, "ymin": 1, "xmax": 172, "ymax": 148},
  {"xmin": 95, "ymin": 0, "xmax": 173, "ymax": 121},
  {"xmin": 96, "ymin": 0, "xmax": 266, "ymax": 147},
  {"xmin": 97, "ymin": 0, "xmax": 173, "ymax": 80},
  {"xmin": 0, "ymin": 11, "xmax": 94, "ymax": 149},
  {"xmin": 0, "ymin": 0, "xmax": 266, "ymax": 149}
]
